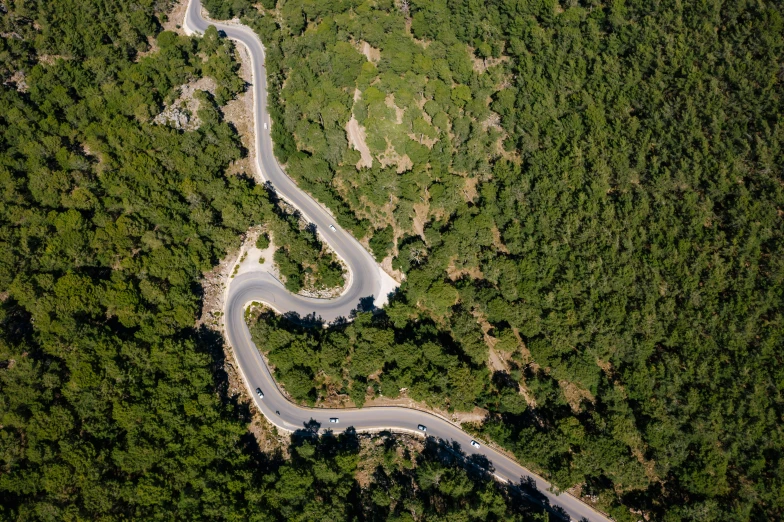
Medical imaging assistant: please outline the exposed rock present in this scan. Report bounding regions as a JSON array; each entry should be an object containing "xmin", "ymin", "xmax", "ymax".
[
  {"xmin": 153, "ymin": 76, "xmax": 217, "ymax": 131},
  {"xmin": 5, "ymin": 70, "xmax": 27, "ymax": 92}
]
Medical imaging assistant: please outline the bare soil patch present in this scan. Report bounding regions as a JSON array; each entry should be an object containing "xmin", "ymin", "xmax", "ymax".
[
  {"xmin": 346, "ymin": 116, "xmax": 374, "ymax": 169},
  {"xmin": 488, "ymin": 346, "xmax": 538, "ymax": 408},
  {"xmin": 221, "ymin": 45, "xmax": 257, "ymax": 178},
  {"xmin": 596, "ymin": 357, "xmax": 615, "ymax": 377},
  {"xmin": 134, "ymin": 35, "xmax": 159, "ymax": 62},
  {"xmin": 355, "ymin": 433, "xmax": 425, "ymax": 488},
  {"xmin": 446, "ymin": 256, "xmax": 483, "ymax": 281},
  {"xmin": 377, "ymin": 139, "xmax": 413, "ymax": 173},
  {"xmin": 162, "ymin": 0, "xmax": 190, "ymax": 34},
  {"xmin": 411, "ymin": 200, "xmax": 429, "ymax": 239},
  {"xmin": 487, "ymin": 348, "xmax": 505, "ymax": 372},
  {"xmin": 491, "ymin": 225, "xmax": 510, "ymax": 254},
  {"xmin": 234, "ymin": 227, "xmax": 277, "ymax": 278},
  {"xmin": 381, "ymin": 256, "xmax": 404, "ymax": 283},
  {"xmin": 37, "ymin": 54, "xmax": 69, "ymax": 65},
  {"xmin": 496, "ymin": 135, "xmax": 521, "ymax": 164},
  {"xmin": 385, "ymin": 94, "xmax": 405, "ymax": 124},
  {"xmin": 474, "ymin": 312, "xmax": 538, "ymax": 408},
  {"xmin": 463, "ymin": 176, "xmax": 479, "ymax": 203},
  {"xmin": 407, "ymin": 131, "xmax": 439, "ymax": 149},
  {"xmin": 482, "ymin": 111, "xmax": 503, "ymax": 132},
  {"xmin": 559, "ymin": 379, "xmax": 595, "ymax": 413},
  {"xmin": 358, "ymin": 40, "xmax": 381, "ymax": 63},
  {"xmin": 468, "ymin": 46, "xmax": 509, "ymax": 74}
]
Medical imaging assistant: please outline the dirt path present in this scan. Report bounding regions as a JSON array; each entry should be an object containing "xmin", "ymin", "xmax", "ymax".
[{"xmin": 346, "ymin": 116, "xmax": 373, "ymax": 169}]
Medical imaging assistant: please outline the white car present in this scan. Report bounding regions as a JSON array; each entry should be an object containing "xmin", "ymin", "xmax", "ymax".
[
  {"xmin": 417, "ymin": 424, "xmax": 427, "ymax": 432},
  {"xmin": 470, "ymin": 440, "xmax": 481, "ymax": 449},
  {"xmin": 329, "ymin": 224, "xmax": 336, "ymax": 232},
  {"xmin": 255, "ymin": 388, "xmax": 264, "ymax": 399},
  {"xmin": 263, "ymin": 122, "xmax": 268, "ymax": 130},
  {"xmin": 329, "ymin": 418, "xmax": 339, "ymax": 423}
]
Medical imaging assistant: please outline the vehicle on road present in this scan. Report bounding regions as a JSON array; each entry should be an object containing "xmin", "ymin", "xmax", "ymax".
[
  {"xmin": 329, "ymin": 224, "xmax": 336, "ymax": 231},
  {"xmin": 418, "ymin": 424, "xmax": 427, "ymax": 432},
  {"xmin": 329, "ymin": 418, "xmax": 339, "ymax": 423},
  {"xmin": 263, "ymin": 122, "xmax": 267, "ymax": 130},
  {"xmin": 471, "ymin": 440, "xmax": 481, "ymax": 449},
  {"xmin": 256, "ymin": 388, "xmax": 264, "ymax": 399}
]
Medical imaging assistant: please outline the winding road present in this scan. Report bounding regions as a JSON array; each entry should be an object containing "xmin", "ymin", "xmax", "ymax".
[{"xmin": 184, "ymin": 2, "xmax": 610, "ymax": 520}]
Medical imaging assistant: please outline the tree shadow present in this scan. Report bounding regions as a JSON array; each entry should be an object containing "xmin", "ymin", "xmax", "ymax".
[
  {"xmin": 0, "ymin": 297, "xmax": 35, "ymax": 346},
  {"xmin": 290, "ymin": 421, "xmax": 361, "ymax": 456},
  {"xmin": 350, "ymin": 295, "xmax": 376, "ymax": 317},
  {"xmin": 304, "ymin": 221, "xmax": 319, "ymax": 241},
  {"xmin": 419, "ymin": 437, "xmax": 495, "ymax": 482},
  {"xmin": 492, "ymin": 369, "xmax": 520, "ymax": 391},
  {"xmin": 291, "ymin": 418, "xmax": 322, "ymax": 446},
  {"xmin": 619, "ymin": 480, "xmax": 663, "ymax": 520},
  {"xmin": 384, "ymin": 285, "xmax": 402, "ymax": 306},
  {"xmin": 329, "ymin": 315, "xmax": 349, "ymax": 327},
  {"xmin": 415, "ymin": 435, "xmax": 571, "ymax": 520},
  {"xmin": 281, "ymin": 310, "xmax": 324, "ymax": 327},
  {"xmin": 197, "ymin": 325, "xmax": 251, "ymax": 423},
  {"xmin": 503, "ymin": 474, "xmax": 574, "ymax": 521}
]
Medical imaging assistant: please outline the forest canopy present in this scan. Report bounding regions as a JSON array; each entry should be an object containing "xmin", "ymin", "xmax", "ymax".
[
  {"xmin": 1, "ymin": 0, "xmax": 783, "ymax": 520},
  {"xmin": 238, "ymin": 0, "xmax": 784, "ymax": 520}
]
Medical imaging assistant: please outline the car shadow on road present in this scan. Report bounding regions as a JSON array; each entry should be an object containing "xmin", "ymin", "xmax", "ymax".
[{"xmin": 350, "ymin": 295, "xmax": 377, "ymax": 317}]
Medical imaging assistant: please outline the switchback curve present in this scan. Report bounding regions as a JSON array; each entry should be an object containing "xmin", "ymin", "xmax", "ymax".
[{"xmin": 183, "ymin": 2, "xmax": 610, "ymax": 520}]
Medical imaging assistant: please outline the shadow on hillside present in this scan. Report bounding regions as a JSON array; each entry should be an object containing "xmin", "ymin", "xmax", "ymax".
[
  {"xmin": 197, "ymin": 324, "xmax": 286, "ymax": 470},
  {"xmin": 419, "ymin": 436, "xmax": 571, "ymax": 521}
]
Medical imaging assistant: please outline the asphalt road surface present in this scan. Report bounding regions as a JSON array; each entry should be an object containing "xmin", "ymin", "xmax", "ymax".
[{"xmin": 184, "ymin": 2, "xmax": 611, "ymax": 520}]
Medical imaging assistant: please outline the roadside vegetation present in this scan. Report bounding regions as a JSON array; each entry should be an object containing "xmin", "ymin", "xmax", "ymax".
[
  {"xmin": 262, "ymin": 430, "xmax": 554, "ymax": 521},
  {"xmin": 251, "ymin": 309, "xmax": 492, "ymax": 410},
  {"xmin": 268, "ymin": 205, "xmax": 346, "ymax": 293},
  {"xmin": 238, "ymin": 0, "xmax": 784, "ymax": 520}
]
